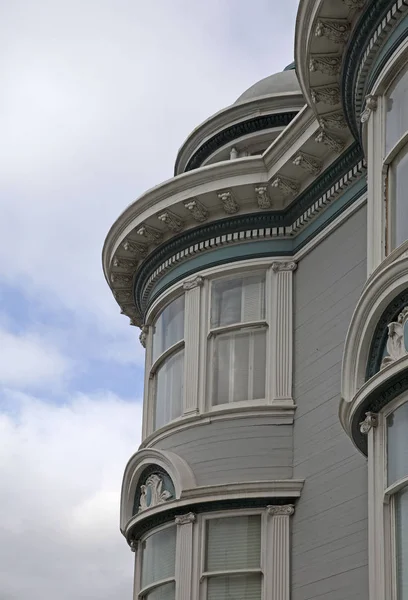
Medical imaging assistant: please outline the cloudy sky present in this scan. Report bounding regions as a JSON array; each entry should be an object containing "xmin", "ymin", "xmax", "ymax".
[{"xmin": 0, "ymin": 1, "xmax": 298, "ymax": 598}]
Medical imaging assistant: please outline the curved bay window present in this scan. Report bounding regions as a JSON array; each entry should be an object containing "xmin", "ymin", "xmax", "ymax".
[
  {"xmin": 208, "ymin": 273, "xmax": 267, "ymax": 406},
  {"xmin": 385, "ymin": 65, "xmax": 408, "ymax": 250},
  {"xmin": 151, "ymin": 295, "xmax": 185, "ymax": 430},
  {"xmin": 140, "ymin": 525, "xmax": 176, "ymax": 599},
  {"xmin": 384, "ymin": 399, "xmax": 408, "ymax": 599}
]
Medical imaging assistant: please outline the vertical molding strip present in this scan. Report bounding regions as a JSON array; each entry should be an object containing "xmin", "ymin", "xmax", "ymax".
[
  {"xmin": 266, "ymin": 505, "xmax": 294, "ymax": 600},
  {"xmin": 141, "ymin": 325, "xmax": 152, "ymax": 440},
  {"xmin": 175, "ymin": 513, "xmax": 196, "ymax": 600},
  {"xmin": 183, "ymin": 277, "xmax": 203, "ymax": 415},
  {"xmin": 132, "ymin": 541, "xmax": 141, "ymax": 600},
  {"xmin": 270, "ymin": 262, "xmax": 297, "ymax": 404}
]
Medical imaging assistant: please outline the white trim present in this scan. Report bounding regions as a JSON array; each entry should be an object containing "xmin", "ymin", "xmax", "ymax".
[{"xmin": 175, "ymin": 513, "xmax": 196, "ymax": 600}]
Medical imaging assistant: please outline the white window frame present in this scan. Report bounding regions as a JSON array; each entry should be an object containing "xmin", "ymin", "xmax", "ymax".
[
  {"xmin": 136, "ymin": 522, "xmax": 177, "ymax": 600},
  {"xmin": 369, "ymin": 393, "xmax": 408, "ymax": 600},
  {"xmin": 206, "ymin": 270, "xmax": 269, "ymax": 411}
]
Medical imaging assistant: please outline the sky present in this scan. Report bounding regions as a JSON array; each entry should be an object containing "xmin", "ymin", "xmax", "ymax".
[{"xmin": 0, "ymin": 1, "xmax": 298, "ymax": 598}]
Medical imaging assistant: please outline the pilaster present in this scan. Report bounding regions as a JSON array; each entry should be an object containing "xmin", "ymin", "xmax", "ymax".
[
  {"xmin": 365, "ymin": 94, "xmax": 383, "ymax": 275},
  {"xmin": 141, "ymin": 325, "xmax": 152, "ymax": 440},
  {"xmin": 175, "ymin": 513, "xmax": 196, "ymax": 600},
  {"xmin": 265, "ymin": 505, "xmax": 294, "ymax": 600},
  {"xmin": 270, "ymin": 262, "xmax": 297, "ymax": 404},
  {"xmin": 182, "ymin": 277, "xmax": 203, "ymax": 415},
  {"xmin": 132, "ymin": 541, "xmax": 141, "ymax": 600}
]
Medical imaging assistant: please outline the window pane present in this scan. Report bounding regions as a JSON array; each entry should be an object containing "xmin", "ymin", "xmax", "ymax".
[
  {"xmin": 396, "ymin": 487, "xmax": 408, "ymax": 600},
  {"xmin": 393, "ymin": 150, "xmax": 408, "ymax": 248},
  {"xmin": 155, "ymin": 349, "xmax": 184, "ymax": 430},
  {"xmin": 153, "ymin": 296, "xmax": 184, "ymax": 361},
  {"xmin": 387, "ymin": 402, "xmax": 408, "ymax": 485},
  {"xmin": 386, "ymin": 66, "xmax": 408, "ymax": 154},
  {"xmin": 207, "ymin": 574, "xmax": 262, "ymax": 600},
  {"xmin": 206, "ymin": 515, "xmax": 261, "ymax": 572},
  {"xmin": 211, "ymin": 274, "xmax": 265, "ymax": 328},
  {"xmin": 211, "ymin": 329, "xmax": 266, "ymax": 405},
  {"xmin": 143, "ymin": 582, "xmax": 175, "ymax": 600},
  {"xmin": 141, "ymin": 527, "xmax": 176, "ymax": 589}
]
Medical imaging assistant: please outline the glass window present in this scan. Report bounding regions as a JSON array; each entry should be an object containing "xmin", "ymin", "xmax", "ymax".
[
  {"xmin": 386, "ymin": 66, "xmax": 408, "ymax": 154},
  {"xmin": 387, "ymin": 402, "xmax": 408, "ymax": 485},
  {"xmin": 396, "ymin": 486, "xmax": 408, "ymax": 600},
  {"xmin": 153, "ymin": 295, "xmax": 184, "ymax": 362},
  {"xmin": 203, "ymin": 515, "xmax": 262, "ymax": 600},
  {"xmin": 150, "ymin": 296, "xmax": 185, "ymax": 431},
  {"xmin": 208, "ymin": 273, "xmax": 267, "ymax": 406},
  {"xmin": 141, "ymin": 526, "xmax": 176, "ymax": 599},
  {"xmin": 392, "ymin": 149, "xmax": 408, "ymax": 248}
]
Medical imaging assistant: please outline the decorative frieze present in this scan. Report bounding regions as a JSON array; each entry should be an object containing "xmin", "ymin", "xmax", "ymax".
[
  {"xmin": 113, "ymin": 256, "xmax": 138, "ymax": 270},
  {"xmin": 122, "ymin": 239, "xmax": 148, "ymax": 256},
  {"xmin": 139, "ymin": 325, "xmax": 149, "ymax": 348},
  {"xmin": 175, "ymin": 512, "xmax": 196, "ymax": 526},
  {"xmin": 315, "ymin": 19, "xmax": 351, "ymax": 44},
  {"xmin": 319, "ymin": 112, "xmax": 348, "ymax": 130},
  {"xmin": 136, "ymin": 224, "xmax": 163, "ymax": 244},
  {"xmin": 360, "ymin": 95, "xmax": 378, "ymax": 124},
  {"xmin": 182, "ymin": 275, "xmax": 204, "ymax": 290},
  {"xmin": 138, "ymin": 473, "xmax": 173, "ymax": 513},
  {"xmin": 110, "ymin": 272, "xmax": 133, "ymax": 285},
  {"xmin": 157, "ymin": 210, "xmax": 183, "ymax": 232},
  {"xmin": 271, "ymin": 176, "xmax": 299, "ymax": 197},
  {"xmin": 360, "ymin": 412, "xmax": 378, "ymax": 434},
  {"xmin": 315, "ymin": 128, "xmax": 345, "ymax": 153},
  {"xmin": 218, "ymin": 190, "xmax": 239, "ymax": 214},
  {"xmin": 309, "ymin": 55, "xmax": 342, "ymax": 76},
  {"xmin": 255, "ymin": 185, "xmax": 272, "ymax": 209},
  {"xmin": 183, "ymin": 198, "xmax": 208, "ymax": 222},
  {"xmin": 311, "ymin": 85, "xmax": 340, "ymax": 106},
  {"xmin": 267, "ymin": 504, "xmax": 295, "ymax": 516},
  {"xmin": 292, "ymin": 152, "xmax": 322, "ymax": 176}
]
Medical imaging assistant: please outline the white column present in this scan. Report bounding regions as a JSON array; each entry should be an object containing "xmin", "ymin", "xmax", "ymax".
[
  {"xmin": 365, "ymin": 95, "xmax": 383, "ymax": 275},
  {"xmin": 175, "ymin": 512, "xmax": 196, "ymax": 600},
  {"xmin": 183, "ymin": 276, "xmax": 203, "ymax": 415},
  {"xmin": 140, "ymin": 325, "xmax": 153, "ymax": 439},
  {"xmin": 270, "ymin": 261, "xmax": 297, "ymax": 405},
  {"xmin": 265, "ymin": 505, "xmax": 294, "ymax": 600},
  {"xmin": 131, "ymin": 540, "xmax": 141, "ymax": 600}
]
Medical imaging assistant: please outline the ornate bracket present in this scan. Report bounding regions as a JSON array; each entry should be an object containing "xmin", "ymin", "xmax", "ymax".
[
  {"xmin": 182, "ymin": 275, "xmax": 204, "ymax": 290},
  {"xmin": 218, "ymin": 190, "xmax": 239, "ymax": 214},
  {"xmin": 360, "ymin": 95, "xmax": 378, "ymax": 124},
  {"xmin": 136, "ymin": 224, "xmax": 163, "ymax": 244},
  {"xmin": 360, "ymin": 412, "xmax": 378, "ymax": 434},
  {"xmin": 184, "ymin": 198, "xmax": 208, "ymax": 222},
  {"xmin": 255, "ymin": 185, "xmax": 272, "ymax": 209},
  {"xmin": 315, "ymin": 19, "xmax": 351, "ymax": 44},
  {"xmin": 175, "ymin": 512, "xmax": 196, "ymax": 526},
  {"xmin": 139, "ymin": 325, "xmax": 149, "ymax": 348},
  {"xmin": 157, "ymin": 210, "xmax": 184, "ymax": 232},
  {"xmin": 292, "ymin": 152, "xmax": 322, "ymax": 175}
]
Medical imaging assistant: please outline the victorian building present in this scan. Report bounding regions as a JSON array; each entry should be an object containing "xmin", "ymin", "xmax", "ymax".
[{"xmin": 103, "ymin": 1, "xmax": 408, "ymax": 598}]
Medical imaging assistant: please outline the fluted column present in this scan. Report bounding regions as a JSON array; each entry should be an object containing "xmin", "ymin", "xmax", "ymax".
[
  {"xmin": 270, "ymin": 262, "xmax": 297, "ymax": 404},
  {"xmin": 175, "ymin": 513, "xmax": 196, "ymax": 600},
  {"xmin": 265, "ymin": 505, "xmax": 294, "ymax": 600},
  {"xmin": 183, "ymin": 276, "xmax": 203, "ymax": 415}
]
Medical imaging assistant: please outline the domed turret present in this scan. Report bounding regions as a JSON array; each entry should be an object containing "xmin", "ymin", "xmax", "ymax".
[{"xmin": 234, "ymin": 69, "xmax": 300, "ymax": 104}]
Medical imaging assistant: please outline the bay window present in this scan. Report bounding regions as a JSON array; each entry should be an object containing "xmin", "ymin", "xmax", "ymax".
[
  {"xmin": 200, "ymin": 514, "xmax": 263, "ymax": 600},
  {"xmin": 208, "ymin": 273, "xmax": 267, "ymax": 406},
  {"xmin": 151, "ymin": 295, "xmax": 185, "ymax": 430},
  {"xmin": 385, "ymin": 65, "xmax": 408, "ymax": 251},
  {"xmin": 140, "ymin": 525, "xmax": 176, "ymax": 599}
]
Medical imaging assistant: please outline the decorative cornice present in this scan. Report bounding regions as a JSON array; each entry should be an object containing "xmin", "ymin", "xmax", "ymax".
[
  {"xmin": 271, "ymin": 176, "xmax": 300, "ymax": 197},
  {"xmin": 360, "ymin": 411, "xmax": 378, "ymax": 433},
  {"xmin": 184, "ymin": 112, "xmax": 298, "ymax": 172},
  {"xmin": 255, "ymin": 185, "xmax": 272, "ymax": 209},
  {"xmin": 319, "ymin": 112, "xmax": 348, "ymax": 130},
  {"xmin": 182, "ymin": 275, "xmax": 204, "ymax": 290},
  {"xmin": 315, "ymin": 128, "xmax": 345, "ymax": 153},
  {"xmin": 175, "ymin": 512, "xmax": 196, "ymax": 525},
  {"xmin": 360, "ymin": 94, "xmax": 378, "ymax": 124},
  {"xmin": 315, "ymin": 19, "xmax": 351, "ymax": 44},
  {"xmin": 309, "ymin": 54, "xmax": 342, "ymax": 76},
  {"xmin": 157, "ymin": 210, "xmax": 184, "ymax": 232},
  {"xmin": 292, "ymin": 152, "xmax": 322, "ymax": 175},
  {"xmin": 183, "ymin": 198, "xmax": 208, "ymax": 222},
  {"xmin": 267, "ymin": 504, "xmax": 295, "ymax": 516},
  {"xmin": 218, "ymin": 190, "xmax": 239, "ymax": 214},
  {"xmin": 136, "ymin": 224, "xmax": 163, "ymax": 244},
  {"xmin": 139, "ymin": 325, "xmax": 149, "ymax": 348},
  {"xmin": 272, "ymin": 261, "xmax": 297, "ymax": 272},
  {"xmin": 311, "ymin": 85, "xmax": 341, "ymax": 106}
]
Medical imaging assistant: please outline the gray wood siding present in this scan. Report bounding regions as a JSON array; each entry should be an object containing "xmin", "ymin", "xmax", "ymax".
[
  {"xmin": 292, "ymin": 206, "xmax": 369, "ymax": 600},
  {"xmin": 151, "ymin": 417, "xmax": 293, "ymax": 485}
]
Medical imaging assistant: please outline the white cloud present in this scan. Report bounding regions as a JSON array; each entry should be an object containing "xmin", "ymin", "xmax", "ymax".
[
  {"xmin": 0, "ymin": 328, "xmax": 71, "ymax": 389},
  {"xmin": 0, "ymin": 390, "xmax": 142, "ymax": 599}
]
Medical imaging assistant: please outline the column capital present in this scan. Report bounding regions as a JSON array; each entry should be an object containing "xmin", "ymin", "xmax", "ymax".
[
  {"xmin": 129, "ymin": 539, "xmax": 137, "ymax": 552},
  {"xmin": 360, "ymin": 412, "xmax": 378, "ymax": 434},
  {"xmin": 139, "ymin": 324, "xmax": 149, "ymax": 348},
  {"xmin": 267, "ymin": 504, "xmax": 295, "ymax": 516},
  {"xmin": 182, "ymin": 275, "xmax": 204, "ymax": 291},
  {"xmin": 175, "ymin": 512, "xmax": 196, "ymax": 526},
  {"xmin": 271, "ymin": 261, "xmax": 297, "ymax": 273},
  {"xmin": 361, "ymin": 95, "xmax": 378, "ymax": 124}
]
